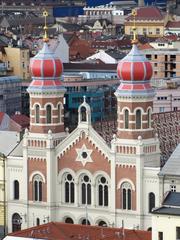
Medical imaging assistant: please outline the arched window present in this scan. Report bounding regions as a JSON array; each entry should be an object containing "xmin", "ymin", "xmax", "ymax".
[
  {"xmin": 136, "ymin": 109, "xmax": 142, "ymax": 129},
  {"xmin": 65, "ymin": 217, "xmax": 74, "ymax": 224},
  {"xmin": 147, "ymin": 109, "xmax": 151, "ymax": 128},
  {"xmin": 81, "ymin": 219, "xmax": 90, "ymax": 225},
  {"xmin": 124, "ymin": 109, "xmax": 129, "ymax": 129},
  {"xmin": 122, "ymin": 182, "xmax": 132, "ymax": 210},
  {"xmin": 98, "ymin": 220, "xmax": 107, "ymax": 227},
  {"xmin": 14, "ymin": 180, "xmax": 19, "ymax": 200},
  {"xmin": 33, "ymin": 175, "xmax": 43, "ymax": 202},
  {"xmin": 12, "ymin": 213, "xmax": 21, "ymax": 232},
  {"xmin": 64, "ymin": 173, "xmax": 74, "ymax": 203},
  {"xmin": 149, "ymin": 192, "xmax": 155, "ymax": 212},
  {"xmin": 35, "ymin": 105, "xmax": 40, "ymax": 123},
  {"xmin": 81, "ymin": 175, "xmax": 91, "ymax": 205},
  {"xmin": 98, "ymin": 176, "xmax": 108, "ymax": 207},
  {"xmin": 57, "ymin": 104, "xmax": 61, "ymax": 123},
  {"xmin": 46, "ymin": 105, "xmax": 52, "ymax": 124},
  {"xmin": 81, "ymin": 106, "xmax": 87, "ymax": 121},
  {"xmin": 36, "ymin": 218, "xmax": 40, "ymax": 226}
]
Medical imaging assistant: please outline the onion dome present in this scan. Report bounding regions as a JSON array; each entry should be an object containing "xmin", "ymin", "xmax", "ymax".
[
  {"xmin": 115, "ymin": 44, "xmax": 154, "ymax": 97},
  {"xmin": 28, "ymin": 42, "xmax": 65, "ymax": 92},
  {"xmin": 117, "ymin": 44, "xmax": 153, "ymax": 81}
]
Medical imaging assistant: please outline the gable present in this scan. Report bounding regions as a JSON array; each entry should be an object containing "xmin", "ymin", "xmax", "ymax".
[{"xmin": 56, "ymin": 127, "xmax": 111, "ymax": 175}]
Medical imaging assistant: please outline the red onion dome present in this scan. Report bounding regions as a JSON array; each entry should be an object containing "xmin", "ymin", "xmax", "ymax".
[
  {"xmin": 117, "ymin": 44, "xmax": 153, "ymax": 81},
  {"xmin": 30, "ymin": 42, "xmax": 63, "ymax": 79}
]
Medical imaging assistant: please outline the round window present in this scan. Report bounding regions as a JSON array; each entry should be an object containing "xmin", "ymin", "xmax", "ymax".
[
  {"xmin": 101, "ymin": 177, "xmax": 106, "ymax": 184},
  {"xmin": 84, "ymin": 175, "xmax": 89, "ymax": 182},
  {"xmin": 67, "ymin": 174, "xmax": 72, "ymax": 181},
  {"xmin": 82, "ymin": 152, "xmax": 87, "ymax": 159}
]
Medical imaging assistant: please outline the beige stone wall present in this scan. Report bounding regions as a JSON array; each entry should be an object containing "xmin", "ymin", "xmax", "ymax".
[
  {"xmin": 145, "ymin": 52, "xmax": 180, "ymax": 79},
  {"xmin": 125, "ymin": 22, "xmax": 164, "ymax": 37},
  {"xmin": 4, "ymin": 47, "xmax": 30, "ymax": 80}
]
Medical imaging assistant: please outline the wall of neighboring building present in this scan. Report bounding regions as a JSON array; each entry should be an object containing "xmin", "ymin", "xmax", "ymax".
[
  {"xmin": 0, "ymin": 76, "xmax": 21, "ymax": 116},
  {"xmin": 125, "ymin": 22, "xmax": 164, "ymax": 37},
  {"xmin": 0, "ymin": 155, "xmax": 5, "ymax": 238},
  {"xmin": 152, "ymin": 213, "xmax": 180, "ymax": 240},
  {"xmin": 4, "ymin": 47, "xmax": 30, "ymax": 80},
  {"xmin": 153, "ymin": 88, "xmax": 180, "ymax": 113},
  {"xmin": 143, "ymin": 50, "xmax": 180, "ymax": 80}
]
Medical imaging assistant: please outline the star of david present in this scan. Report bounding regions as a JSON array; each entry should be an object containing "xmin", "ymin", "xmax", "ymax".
[{"xmin": 75, "ymin": 144, "xmax": 93, "ymax": 166}]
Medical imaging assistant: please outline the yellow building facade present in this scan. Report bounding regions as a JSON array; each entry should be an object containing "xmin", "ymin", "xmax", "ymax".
[
  {"xmin": 0, "ymin": 46, "xmax": 30, "ymax": 80},
  {"xmin": 125, "ymin": 6, "xmax": 169, "ymax": 37}
]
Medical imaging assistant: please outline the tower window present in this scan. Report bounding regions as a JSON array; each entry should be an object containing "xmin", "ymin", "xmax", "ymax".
[
  {"xmin": 149, "ymin": 192, "xmax": 155, "ymax": 212},
  {"xmin": 81, "ymin": 106, "xmax": 87, "ymax": 122},
  {"xmin": 136, "ymin": 109, "xmax": 142, "ymax": 129},
  {"xmin": 121, "ymin": 182, "xmax": 132, "ymax": 210},
  {"xmin": 46, "ymin": 105, "xmax": 52, "ymax": 124},
  {"xmin": 14, "ymin": 180, "xmax": 19, "ymax": 200},
  {"xmin": 57, "ymin": 104, "xmax": 61, "ymax": 123},
  {"xmin": 35, "ymin": 105, "xmax": 40, "ymax": 123},
  {"xmin": 124, "ymin": 109, "xmax": 129, "ymax": 129},
  {"xmin": 33, "ymin": 175, "xmax": 43, "ymax": 202},
  {"xmin": 147, "ymin": 109, "xmax": 151, "ymax": 128}
]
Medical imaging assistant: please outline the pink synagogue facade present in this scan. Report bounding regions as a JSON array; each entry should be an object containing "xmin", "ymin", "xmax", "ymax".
[{"xmin": 6, "ymin": 40, "xmax": 162, "ymax": 233}]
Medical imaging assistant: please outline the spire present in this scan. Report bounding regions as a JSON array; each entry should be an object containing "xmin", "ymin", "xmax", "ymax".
[
  {"xmin": 43, "ymin": 10, "xmax": 49, "ymax": 42},
  {"xmin": 131, "ymin": 9, "xmax": 138, "ymax": 45},
  {"xmin": 83, "ymin": 95, "xmax": 86, "ymax": 103}
]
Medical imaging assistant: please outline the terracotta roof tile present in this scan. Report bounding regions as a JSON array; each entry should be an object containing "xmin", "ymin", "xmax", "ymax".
[
  {"xmin": 126, "ymin": 6, "xmax": 164, "ymax": 21},
  {"xmin": 9, "ymin": 222, "xmax": 151, "ymax": 240},
  {"xmin": 11, "ymin": 114, "xmax": 30, "ymax": 130},
  {"xmin": 166, "ymin": 21, "xmax": 180, "ymax": 28},
  {"xmin": 138, "ymin": 43, "xmax": 154, "ymax": 50}
]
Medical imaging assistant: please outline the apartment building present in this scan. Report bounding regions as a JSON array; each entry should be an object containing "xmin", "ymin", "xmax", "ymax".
[{"xmin": 143, "ymin": 49, "xmax": 180, "ymax": 80}]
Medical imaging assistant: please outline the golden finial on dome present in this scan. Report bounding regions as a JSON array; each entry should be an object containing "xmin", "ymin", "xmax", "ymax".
[
  {"xmin": 131, "ymin": 9, "xmax": 138, "ymax": 44},
  {"xmin": 43, "ymin": 10, "xmax": 49, "ymax": 42}
]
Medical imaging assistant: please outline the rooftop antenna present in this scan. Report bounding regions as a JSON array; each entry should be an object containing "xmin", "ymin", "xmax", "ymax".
[
  {"xmin": 43, "ymin": 10, "xmax": 49, "ymax": 42},
  {"xmin": 131, "ymin": 9, "xmax": 138, "ymax": 44}
]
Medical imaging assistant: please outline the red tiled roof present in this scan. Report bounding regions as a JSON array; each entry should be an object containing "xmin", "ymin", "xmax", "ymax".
[
  {"xmin": 126, "ymin": 6, "xmax": 164, "ymax": 21},
  {"xmin": 9, "ymin": 222, "xmax": 151, "ymax": 240},
  {"xmin": 0, "ymin": 112, "xmax": 4, "ymax": 124},
  {"xmin": 166, "ymin": 21, "xmax": 180, "ymax": 28},
  {"xmin": 11, "ymin": 114, "xmax": 30, "ymax": 130},
  {"xmin": 138, "ymin": 43, "xmax": 154, "ymax": 50},
  {"xmin": 69, "ymin": 37, "xmax": 96, "ymax": 60}
]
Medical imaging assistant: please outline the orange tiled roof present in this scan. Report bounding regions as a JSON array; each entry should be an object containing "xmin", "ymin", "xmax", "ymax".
[
  {"xmin": 9, "ymin": 222, "xmax": 151, "ymax": 240},
  {"xmin": 166, "ymin": 21, "xmax": 180, "ymax": 28},
  {"xmin": 126, "ymin": 6, "xmax": 164, "ymax": 21},
  {"xmin": 138, "ymin": 43, "xmax": 154, "ymax": 50},
  {"xmin": 11, "ymin": 114, "xmax": 30, "ymax": 130}
]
